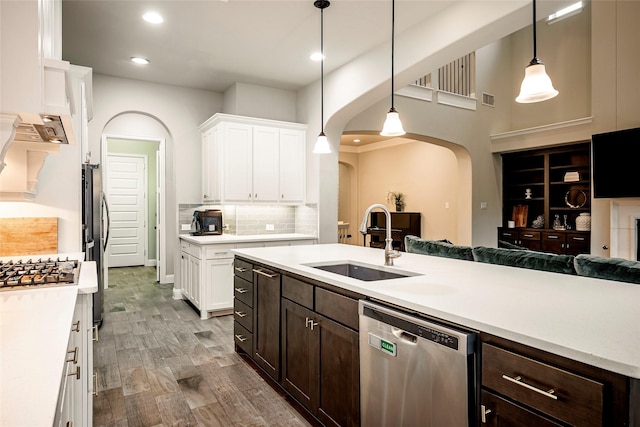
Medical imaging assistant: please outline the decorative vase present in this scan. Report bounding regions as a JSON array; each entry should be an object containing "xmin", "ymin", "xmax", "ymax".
[
  {"xmin": 395, "ymin": 203, "xmax": 403, "ymax": 212},
  {"xmin": 575, "ymin": 212, "xmax": 591, "ymax": 231}
]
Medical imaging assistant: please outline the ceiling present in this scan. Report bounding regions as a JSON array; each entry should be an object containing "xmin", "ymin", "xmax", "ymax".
[{"xmin": 62, "ymin": 0, "xmax": 451, "ymax": 94}]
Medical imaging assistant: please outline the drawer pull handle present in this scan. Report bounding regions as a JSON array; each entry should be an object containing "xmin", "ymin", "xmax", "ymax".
[
  {"xmin": 71, "ymin": 320, "xmax": 80, "ymax": 332},
  {"xmin": 235, "ymin": 334, "xmax": 248, "ymax": 342},
  {"xmin": 480, "ymin": 405, "xmax": 492, "ymax": 423},
  {"xmin": 235, "ymin": 267, "xmax": 247, "ymax": 273},
  {"xmin": 502, "ymin": 374, "xmax": 558, "ymax": 400},
  {"xmin": 503, "ymin": 232, "xmax": 512, "ymax": 236},
  {"xmin": 235, "ymin": 311, "xmax": 247, "ymax": 318},
  {"xmin": 93, "ymin": 371, "xmax": 99, "ymax": 396},
  {"xmin": 235, "ymin": 287, "xmax": 247, "ymax": 294},
  {"xmin": 93, "ymin": 325, "xmax": 99, "ymax": 342},
  {"xmin": 68, "ymin": 366, "xmax": 81, "ymax": 380},
  {"xmin": 253, "ymin": 268, "xmax": 278, "ymax": 278},
  {"xmin": 523, "ymin": 234, "xmax": 534, "ymax": 238},
  {"xmin": 67, "ymin": 347, "xmax": 79, "ymax": 364},
  {"xmin": 548, "ymin": 235, "xmax": 559, "ymax": 239},
  {"xmin": 572, "ymin": 237, "xmax": 585, "ymax": 241}
]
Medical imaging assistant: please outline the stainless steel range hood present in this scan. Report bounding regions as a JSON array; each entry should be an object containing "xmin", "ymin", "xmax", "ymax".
[{"xmin": 14, "ymin": 114, "xmax": 69, "ymax": 144}]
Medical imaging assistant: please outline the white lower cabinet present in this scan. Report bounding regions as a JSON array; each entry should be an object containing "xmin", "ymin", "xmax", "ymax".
[
  {"xmin": 55, "ymin": 292, "xmax": 94, "ymax": 427},
  {"xmin": 179, "ymin": 237, "xmax": 317, "ymax": 319}
]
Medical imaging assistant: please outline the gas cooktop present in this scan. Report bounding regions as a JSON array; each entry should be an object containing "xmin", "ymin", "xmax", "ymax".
[{"xmin": 0, "ymin": 257, "xmax": 79, "ymax": 291}]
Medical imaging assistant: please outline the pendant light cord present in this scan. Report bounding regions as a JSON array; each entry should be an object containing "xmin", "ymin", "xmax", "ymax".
[
  {"xmin": 391, "ymin": 0, "xmax": 396, "ymax": 109},
  {"xmin": 320, "ymin": 6, "xmax": 324, "ymax": 132},
  {"xmin": 532, "ymin": 0, "xmax": 537, "ymax": 59}
]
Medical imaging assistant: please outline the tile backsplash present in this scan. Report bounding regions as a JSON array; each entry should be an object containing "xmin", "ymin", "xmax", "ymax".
[{"xmin": 178, "ymin": 204, "xmax": 317, "ymax": 236}]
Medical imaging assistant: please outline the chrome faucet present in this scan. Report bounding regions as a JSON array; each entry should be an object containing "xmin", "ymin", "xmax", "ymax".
[{"xmin": 359, "ymin": 203, "xmax": 401, "ymax": 266}]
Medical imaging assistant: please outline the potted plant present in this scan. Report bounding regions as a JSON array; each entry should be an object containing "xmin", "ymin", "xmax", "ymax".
[{"xmin": 386, "ymin": 191, "xmax": 405, "ymax": 212}]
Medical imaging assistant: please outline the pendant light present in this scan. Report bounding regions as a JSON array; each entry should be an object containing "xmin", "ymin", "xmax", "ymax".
[
  {"xmin": 516, "ymin": 0, "xmax": 559, "ymax": 103},
  {"xmin": 313, "ymin": 0, "xmax": 331, "ymax": 154},
  {"xmin": 380, "ymin": 0, "xmax": 405, "ymax": 137}
]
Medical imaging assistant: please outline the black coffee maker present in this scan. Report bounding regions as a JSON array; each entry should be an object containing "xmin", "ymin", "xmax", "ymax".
[{"xmin": 191, "ymin": 209, "xmax": 223, "ymax": 235}]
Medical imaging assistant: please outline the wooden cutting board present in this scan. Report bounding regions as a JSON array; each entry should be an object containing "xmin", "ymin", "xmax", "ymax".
[{"xmin": 0, "ymin": 217, "xmax": 58, "ymax": 257}]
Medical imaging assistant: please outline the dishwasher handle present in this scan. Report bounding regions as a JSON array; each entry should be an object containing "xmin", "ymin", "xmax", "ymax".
[{"xmin": 392, "ymin": 327, "xmax": 418, "ymax": 344}]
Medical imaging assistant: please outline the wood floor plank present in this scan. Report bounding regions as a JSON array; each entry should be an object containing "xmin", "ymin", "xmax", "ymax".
[
  {"xmin": 176, "ymin": 374, "xmax": 218, "ymax": 409},
  {"xmin": 155, "ymin": 392, "xmax": 199, "ymax": 426},
  {"xmin": 117, "ymin": 348, "xmax": 143, "ymax": 370},
  {"xmin": 146, "ymin": 366, "xmax": 180, "ymax": 397},
  {"xmin": 123, "ymin": 391, "xmax": 162, "ymax": 427},
  {"xmin": 121, "ymin": 366, "xmax": 151, "ymax": 396},
  {"xmin": 97, "ymin": 363, "xmax": 122, "ymax": 392},
  {"xmin": 192, "ymin": 402, "xmax": 232, "ymax": 427},
  {"xmin": 93, "ymin": 387, "xmax": 127, "ymax": 426},
  {"xmin": 95, "ymin": 345, "xmax": 118, "ymax": 368}
]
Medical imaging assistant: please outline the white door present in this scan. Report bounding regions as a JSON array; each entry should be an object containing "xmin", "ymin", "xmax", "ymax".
[{"xmin": 107, "ymin": 155, "xmax": 146, "ymax": 267}]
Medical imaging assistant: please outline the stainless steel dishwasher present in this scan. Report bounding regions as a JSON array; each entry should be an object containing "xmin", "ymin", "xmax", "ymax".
[{"xmin": 359, "ymin": 300, "xmax": 477, "ymax": 427}]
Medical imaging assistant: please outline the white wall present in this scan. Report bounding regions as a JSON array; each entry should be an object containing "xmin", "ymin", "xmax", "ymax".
[
  {"xmin": 88, "ymin": 74, "xmax": 222, "ymax": 279},
  {"xmin": 224, "ymin": 82, "xmax": 297, "ymax": 122}
]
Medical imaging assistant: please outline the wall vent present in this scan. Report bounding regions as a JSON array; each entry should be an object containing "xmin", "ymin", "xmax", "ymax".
[{"xmin": 482, "ymin": 92, "xmax": 495, "ymax": 107}]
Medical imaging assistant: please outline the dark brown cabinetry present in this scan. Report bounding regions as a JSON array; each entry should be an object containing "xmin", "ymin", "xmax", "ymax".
[
  {"xmin": 480, "ymin": 335, "xmax": 629, "ymax": 427},
  {"xmin": 365, "ymin": 212, "xmax": 421, "ymax": 252},
  {"xmin": 281, "ymin": 275, "xmax": 360, "ymax": 427},
  {"xmin": 253, "ymin": 265, "xmax": 281, "ymax": 381},
  {"xmin": 233, "ymin": 258, "xmax": 254, "ymax": 356},
  {"xmin": 498, "ymin": 227, "xmax": 590, "ymax": 255},
  {"xmin": 500, "ymin": 143, "xmax": 591, "ymax": 255}
]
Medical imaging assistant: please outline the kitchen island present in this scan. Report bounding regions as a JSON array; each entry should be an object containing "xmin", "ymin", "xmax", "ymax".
[{"xmin": 231, "ymin": 243, "xmax": 639, "ymax": 426}]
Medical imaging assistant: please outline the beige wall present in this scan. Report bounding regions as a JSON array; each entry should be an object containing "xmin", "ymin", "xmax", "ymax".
[{"xmin": 339, "ymin": 141, "xmax": 460, "ymax": 246}]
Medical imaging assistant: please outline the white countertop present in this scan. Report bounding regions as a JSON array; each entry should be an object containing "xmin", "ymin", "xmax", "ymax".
[
  {"xmin": 180, "ymin": 232, "xmax": 317, "ymax": 245},
  {"xmin": 232, "ymin": 243, "xmax": 640, "ymax": 379},
  {"xmin": 0, "ymin": 259, "xmax": 98, "ymax": 427}
]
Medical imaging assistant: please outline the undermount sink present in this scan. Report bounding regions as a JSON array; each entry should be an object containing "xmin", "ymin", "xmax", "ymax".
[{"xmin": 306, "ymin": 261, "xmax": 420, "ymax": 281}]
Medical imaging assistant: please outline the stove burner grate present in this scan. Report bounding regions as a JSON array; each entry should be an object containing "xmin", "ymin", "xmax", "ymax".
[{"xmin": 0, "ymin": 257, "xmax": 79, "ymax": 290}]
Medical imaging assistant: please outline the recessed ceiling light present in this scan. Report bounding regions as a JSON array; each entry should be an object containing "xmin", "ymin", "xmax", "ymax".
[
  {"xmin": 310, "ymin": 52, "xmax": 324, "ymax": 61},
  {"xmin": 143, "ymin": 12, "xmax": 163, "ymax": 24},
  {"xmin": 353, "ymin": 139, "xmax": 361, "ymax": 143},
  {"xmin": 130, "ymin": 57, "xmax": 150, "ymax": 65}
]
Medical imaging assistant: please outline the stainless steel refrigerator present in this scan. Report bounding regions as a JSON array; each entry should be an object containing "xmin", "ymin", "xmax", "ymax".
[{"xmin": 82, "ymin": 163, "xmax": 109, "ymax": 327}]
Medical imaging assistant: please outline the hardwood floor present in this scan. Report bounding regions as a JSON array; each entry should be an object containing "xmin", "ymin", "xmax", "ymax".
[{"xmin": 94, "ymin": 266, "xmax": 314, "ymax": 427}]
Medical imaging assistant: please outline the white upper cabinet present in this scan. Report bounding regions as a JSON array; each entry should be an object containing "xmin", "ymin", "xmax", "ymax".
[{"xmin": 199, "ymin": 114, "xmax": 306, "ymax": 205}]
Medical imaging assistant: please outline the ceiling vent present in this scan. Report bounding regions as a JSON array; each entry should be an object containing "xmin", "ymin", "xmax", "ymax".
[{"xmin": 482, "ymin": 92, "xmax": 495, "ymax": 107}]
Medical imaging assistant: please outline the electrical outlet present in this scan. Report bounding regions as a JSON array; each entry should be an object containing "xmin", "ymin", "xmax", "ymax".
[
  {"xmin": 181, "ymin": 223, "xmax": 191, "ymax": 231},
  {"xmin": 480, "ymin": 202, "xmax": 488, "ymax": 210},
  {"xmin": 266, "ymin": 224, "xmax": 275, "ymax": 231}
]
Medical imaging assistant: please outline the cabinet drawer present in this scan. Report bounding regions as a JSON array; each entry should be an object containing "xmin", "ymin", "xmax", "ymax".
[
  {"xmin": 567, "ymin": 233, "xmax": 588, "ymax": 244},
  {"xmin": 188, "ymin": 244, "xmax": 201, "ymax": 258},
  {"xmin": 234, "ymin": 321, "xmax": 253, "ymax": 355},
  {"xmin": 482, "ymin": 343, "xmax": 603, "ymax": 427},
  {"xmin": 282, "ymin": 275, "xmax": 314, "ymax": 309},
  {"xmin": 180, "ymin": 240, "xmax": 190, "ymax": 252},
  {"xmin": 541, "ymin": 232, "xmax": 564, "ymax": 241},
  {"xmin": 315, "ymin": 287, "xmax": 358, "ymax": 331},
  {"xmin": 481, "ymin": 390, "xmax": 564, "ymax": 427},
  {"xmin": 234, "ymin": 276, "xmax": 253, "ymax": 307},
  {"xmin": 205, "ymin": 244, "xmax": 234, "ymax": 259},
  {"xmin": 519, "ymin": 231, "xmax": 540, "ymax": 241},
  {"xmin": 234, "ymin": 298, "xmax": 253, "ymax": 332},
  {"xmin": 234, "ymin": 258, "xmax": 253, "ymax": 282}
]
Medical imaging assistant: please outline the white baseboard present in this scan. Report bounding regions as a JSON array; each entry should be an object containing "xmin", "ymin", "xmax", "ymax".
[{"xmin": 172, "ymin": 288, "xmax": 184, "ymax": 300}]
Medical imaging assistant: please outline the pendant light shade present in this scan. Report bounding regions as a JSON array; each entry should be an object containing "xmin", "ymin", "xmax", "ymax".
[
  {"xmin": 313, "ymin": 0, "xmax": 331, "ymax": 154},
  {"xmin": 380, "ymin": 0, "xmax": 405, "ymax": 137},
  {"xmin": 381, "ymin": 107, "xmax": 406, "ymax": 136},
  {"xmin": 516, "ymin": 0, "xmax": 559, "ymax": 103},
  {"xmin": 314, "ymin": 132, "xmax": 331, "ymax": 154}
]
